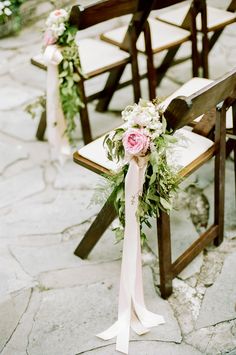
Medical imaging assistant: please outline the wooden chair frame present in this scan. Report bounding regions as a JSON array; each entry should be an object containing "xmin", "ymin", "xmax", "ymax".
[
  {"xmin": 156, "ymin": 0, "xmax": 236, "ymax": 80},
  {"xmin": 73, "ymin": 68, "xmax": 236, "ymax": 298},
  {"xmin": 33, "ymin": 0, "xmax": 155, "ymax": 144},
  {"xmin": 97, "ymin": 0, "xmax": 202, "ymax": 109}
]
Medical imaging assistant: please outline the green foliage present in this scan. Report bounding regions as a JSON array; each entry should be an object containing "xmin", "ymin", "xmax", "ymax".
[{"xmin": 103, "ymin": 103, "xmax": 181, "ymax": 243}]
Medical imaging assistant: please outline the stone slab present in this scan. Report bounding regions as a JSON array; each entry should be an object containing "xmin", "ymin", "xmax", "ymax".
[
  {"xmin": 0, "ymin": 109, "xmax": 40, "ymax": 142},
  {"xmin": 79, "ymin": 341, "xmax": 202, "ymax": 355},
  {"xmin": 39, "ymin": 260, "xmax": 121, "ymax": 289},
  {"xmin": 27, "ymin": 268, "xmax": 181, "ymax": 355},
  {"xmin": 0, "ymin": 189, "xmax": 100, "ymax": 237},
  {"xmin": 0, "ymin": 83, "xmax": 42, "ymax": 111},
  {"xmin": 1, "ymin": 290, "xmax": 41, "ymax": 355},
  {"xmin": 10, "ymin": 240, "xmax": 84, "ymax": 276},
  {"xmin": 196, "ymin": 252, "xmax": 236, "ymax": 328},
  {"xmin": 0, "ymin": 167, "xmax": 45, "ymax": 209},
  {"xmin": 0, "ymin": 27, "xmax": 41, "ymax": 50},
  {"xmin": 0, "ymin": 288, "xmax": 31, "ymax": 352},
  {"xmin": 54, "ymin": 160, "xmax": 105, "ymax": 190},
  {"xmin": 185, "ymin": 320, "xmax": 236, "ymax": 355},
  {"xmin": 0, "ymin": 252, "xmax": 34, "ymax": 298},
  {"xmin": 9, "ymin": 54, "xmax": 46, "ymax": 91},
  {"xmin": 0, "ymin": 141, "xmax": 28, "ymax": 174}
]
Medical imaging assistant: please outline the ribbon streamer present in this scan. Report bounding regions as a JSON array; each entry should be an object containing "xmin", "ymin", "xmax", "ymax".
[
  {"xmin": 43, "ymin": 45, "xmax": 71, "ymax": 164},
  {"xmin": 97, "ymin": 157, "xmax": 165, "ymax": 354}
]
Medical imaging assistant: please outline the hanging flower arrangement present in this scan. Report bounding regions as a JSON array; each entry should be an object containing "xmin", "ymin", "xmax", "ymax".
[
  {"xmin": 103, "ymin": 98, "xmax": 181, "ymax": 243},
  {"xmin": 43, "ymin": 8, "xmax": 84, "ymax": 144}
]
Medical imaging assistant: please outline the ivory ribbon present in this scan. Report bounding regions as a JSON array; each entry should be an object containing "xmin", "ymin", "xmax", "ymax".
[
  {"xmin": 43, "ymin": 45, "xmax": 71, "ymax": 164},
  {"xmin": 97, "ymin": 157, "xmax": 165, "ymax": 354}
]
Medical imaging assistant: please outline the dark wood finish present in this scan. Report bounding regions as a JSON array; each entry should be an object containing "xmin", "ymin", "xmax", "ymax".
[
  {"xmin": 96, "ymin": 0, "xmax": 155, "ymax": 110},
  {"xmin": 214, "ymin": 105, "xmax": 226, "ymax": 246},
  {"xmin": 157, "ymin": 211, "xmax": 172, "ymax": 298},
  {"xmin": 74, "ymin": 191, "xmax": 117, "ymax": 258},
  {"xmin": 192, "ymin": 107, "xmax": 216, "ymax": 137},
  {"xmin": 36, "ymin": 109, "xmax": 47, "ymax": 141},
  {"xmin": 77, "ymin": 79, "xmax": 92, "ymax": 144},
  {"xmin": 73, "ymin": 68, "xmax": 236, "ymax": 298},
  {"xmin": 165, "ymin": 69, "xmax": 236, "ymax": 132}
]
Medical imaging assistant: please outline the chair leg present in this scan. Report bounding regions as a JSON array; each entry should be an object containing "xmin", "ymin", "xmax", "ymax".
[
  {"xmin": 214, "ymin": 107, "xmax": 226, "ymax": 246},
  {"xmin": 74, "ymin": 192, "xmax": 117, "ymax": 259},
  {"xmin": 142, "ymin": 23, "xmax": 156, "ymax": 100},
  {"xmin": 96, "ymin": 65, "xmax": 126, "ymax": 113},
  {"xmin": 156, "ymin": 211, "xmax": 173, "ymax": 298},
  {"xmin": 78, "ymin": 80, "xmax": 92, "ymax": 145},
  {"xmin": 36, "ymin": 109, "xmax": 47, "ymax": 141},
  {"xmin": 156, "ymin": 47, "xmax": 179, "ymax": 86},
  {"xmin": 200, "ymin": 1, "xmax": 209, "ymax": 78}
]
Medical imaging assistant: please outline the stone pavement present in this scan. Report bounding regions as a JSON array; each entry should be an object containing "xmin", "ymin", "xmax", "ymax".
[{"xmin": 0, "ymin": 1, "xmax": 236, "ymax": 354}]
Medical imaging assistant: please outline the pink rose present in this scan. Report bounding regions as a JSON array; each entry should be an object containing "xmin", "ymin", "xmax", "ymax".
[
  {"xmin": 44, "ymin": 30, "xmax": 57, "ymax": 46},
  {"xmin": 122, "ymin": 129, "xmax": 150, "ymax": 156}
]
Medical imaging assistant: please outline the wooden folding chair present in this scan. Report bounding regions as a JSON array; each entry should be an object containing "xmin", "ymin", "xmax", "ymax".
[
  {"xmin": 31, "ymin": 0, "xmax": 154, "ymax": 144},
  {"xmin": 156, "ymin": 0, "xmax": 236, "ymax": 78},
  {"xmin": 73, "ymin": 68, "xmax": 236, "ymax": 298},
  {"xmin": 100, "ymin": 0, "xmax": 199, "ymax": 101}
]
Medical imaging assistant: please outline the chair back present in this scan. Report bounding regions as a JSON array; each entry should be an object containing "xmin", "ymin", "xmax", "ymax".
[
  {"xmin": 69, "ymin": 0, "xmax": 152, "ymax": 30},
  {"xmin": 165, "ymin": 68, "xmax": 236, "ymax": 132}
]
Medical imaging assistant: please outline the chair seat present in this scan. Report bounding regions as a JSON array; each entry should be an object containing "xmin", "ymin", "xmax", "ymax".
[
  {"xmin": 31, "ymin": 38, "xmax": 130, "ymax": 78},
  {"xmin": 157, "ymin": 5, "xmax": 236, "ymax": 32},
  {"xmin": 101, "ymin": 18, "xmax": 191, "ymax": 54},
  {"xmin": 78, "ymin": 127, "xmax": 214, "ymax": 172},
  {"xmin": 76, "ymin": 38, "xmax": 130, "ymax": 77}
]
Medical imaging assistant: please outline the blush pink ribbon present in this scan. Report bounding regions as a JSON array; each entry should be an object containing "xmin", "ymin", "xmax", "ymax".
[
  {"xmin": 97, "ymin": 156, "xmax": 165, "ymax": 354},
  {"xmin": 43, "ymin": 45, "xmax": 71, "ymax": 164}
]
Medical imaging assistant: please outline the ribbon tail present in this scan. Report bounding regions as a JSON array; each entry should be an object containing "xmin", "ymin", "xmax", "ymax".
[{"xmin": 44, "ymin": 45, "xmax": 71, "ymax": 164}]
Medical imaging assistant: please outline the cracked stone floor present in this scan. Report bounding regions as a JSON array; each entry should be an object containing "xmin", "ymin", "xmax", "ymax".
[{"xmin": 0, "ymin": 1, "xmax": 236, "ymax": 354}]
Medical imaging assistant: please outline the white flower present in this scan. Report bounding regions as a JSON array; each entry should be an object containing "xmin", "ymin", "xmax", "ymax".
[
  {"xmin": 0, "ymin": 3, "xmax": 4, "ymax": 10},
  {"xmin": 4, "ymin": 7, "xmax": 12, "ymax": 15},
  {"xmin": 46, "ymin": 8, "xmax": 68, "ymax": 26},
  {"xmin": 0, "ymin": 9, "xmax": 3, "ymax": 15},
  {"xmin": 4, "ymin": 0, "xmax": 11, "ymax": 5},
  {"xmin": 51, "ymin": 22, "xmax": 66, "ymax": 36}
]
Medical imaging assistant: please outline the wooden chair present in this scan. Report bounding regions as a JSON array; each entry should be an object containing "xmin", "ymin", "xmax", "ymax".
[
  {"xmin": 100, "ymin": 1, "xmax": 198, "ymax": 101},
  {"xmin": 31, "ymin": 0, "xmax": 154, "ymax": 144},
  {"xmin": 156, "ymin": 0, "xmax": 236, "ymax": 78},
  {"xmin": 73, "ymin": 68, "xmax": 236, "ymax": 298}
]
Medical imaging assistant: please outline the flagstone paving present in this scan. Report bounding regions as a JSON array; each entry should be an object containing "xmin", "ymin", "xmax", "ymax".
[{"xmin": 0, "ymin": 1, "xmax": 236, "ymax": 354}]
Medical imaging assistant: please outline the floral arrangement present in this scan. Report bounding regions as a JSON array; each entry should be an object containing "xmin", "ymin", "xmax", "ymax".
[
  {"xmin": 104, "ymin": 99, "xmax": 181, "ymax": 242},
  {"xmin": 43, "ymin": 8, "xmax": 84, "ymax": 144}
]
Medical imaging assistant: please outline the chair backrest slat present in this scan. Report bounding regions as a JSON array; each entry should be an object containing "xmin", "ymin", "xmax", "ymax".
[
  {"xmin": 165, "ymin": 68, "xmax": 236, "ymax": 131},
  {"xmin": 69, "ymin": 0, "xmax": 148, "ymax": 30}
]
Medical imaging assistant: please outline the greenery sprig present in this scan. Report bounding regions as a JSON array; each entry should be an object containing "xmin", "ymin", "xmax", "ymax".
[{"xmin": 43, "ymin": 9, "xmax": 84, "ymax": 144}]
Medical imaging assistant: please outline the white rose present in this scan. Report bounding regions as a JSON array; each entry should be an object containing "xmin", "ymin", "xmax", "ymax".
[
  {"xmin": 0, "ymin": 3, "xmax": 4, "ymax": 10},
  {"xmin": 4, "ymin": 7, "xmax": 12, "ymax": 15},
  {"xmin": 4, "ymin": 0, "xmax": 11, "ymax": 5},
  {"xmin": 48, "ymin": 9, "xmax": 68, "ymax": 23}
]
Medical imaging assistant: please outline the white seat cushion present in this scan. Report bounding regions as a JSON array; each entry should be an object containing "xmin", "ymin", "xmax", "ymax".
[
  {"xmin": 32, "ymin": 38, "xmax": 130, "ymax": 77},
  {"xmin": 101, "ymin": 18, "xmax": 190, "ymax": 53},
  {"xmin": 76, "ymin": 38, "xmax": 130, "ymax": 76},
  {"xmin": 78, "ymin": 127, "xmax": 214, "ymax": 172},
  {"xmin": 157, "ymin": 5, "xmax": 236, "ymax": 32}
]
